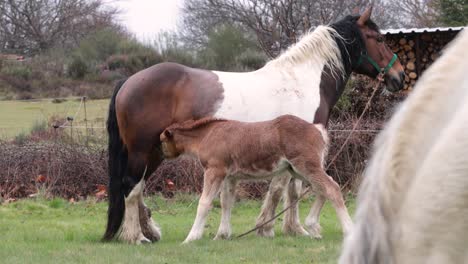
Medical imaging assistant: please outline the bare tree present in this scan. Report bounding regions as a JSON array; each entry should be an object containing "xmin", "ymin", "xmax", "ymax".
[
  {"xmin": 387, "ymin": 0, "xmax": 441, "ymax": 27},
  {"xmin": 0, "ymin": 0, "xmax": 120, "ymax": 55},
  {"xmin": 180, "ymin": 0, "xmax": 399, "ymax": 57}
]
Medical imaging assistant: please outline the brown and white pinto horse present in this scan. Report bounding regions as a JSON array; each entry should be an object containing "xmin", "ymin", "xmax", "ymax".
[
  {"xmin": 103, "ymin": 7, "xmax": 405, "ymax": 244},
  {"xmin": 160, "ymin": 115, "xmax": 353, "ymax": 243}
]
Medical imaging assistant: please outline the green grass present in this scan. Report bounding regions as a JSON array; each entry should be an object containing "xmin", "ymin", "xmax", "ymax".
[
  {"xmin": 0, "ymin": 98, "xmax": 109, "ymax": 139},
  {"xmin": 0, "ymin": 195, "xmax": 355, "ymax": 263}
]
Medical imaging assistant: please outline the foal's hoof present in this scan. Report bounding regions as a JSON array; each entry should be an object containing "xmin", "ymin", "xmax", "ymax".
[
  {"xmin": 282, "ymin": 225, "xmax": 310, "ymax": 237},
  {"xmin": 305, "ymin": 223, "xmax": 322, "ymax": 240},
  {"xmin": 214, "ymin": 233, "xmax": 231, "ymax": 240},
  {"xmin": 256, "ymin": 228, "xmax": 275, "ymax": 238}
]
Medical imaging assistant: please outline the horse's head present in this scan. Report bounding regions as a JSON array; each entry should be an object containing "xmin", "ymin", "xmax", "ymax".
[
  {"xmin": 160, "ymin": 129, "xmax": 182, "ymax": 159},
  {"xmin": 353, "ymin": 7, "xmax": 405, "ymax": 92}
]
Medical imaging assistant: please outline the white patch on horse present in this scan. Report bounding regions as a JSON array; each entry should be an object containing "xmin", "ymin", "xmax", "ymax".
[
  {"xmin": 119, "ymin": 178, "xmax": 150, "ymax": 244},
  {"xmin": 213, "ymin": 26, "xmax": 344, "ymax": 123}
]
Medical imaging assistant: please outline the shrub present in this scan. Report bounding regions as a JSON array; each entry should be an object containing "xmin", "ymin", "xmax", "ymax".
[
  {"xmin": 106, "ymin": 54, "xmax": 128, "ymax": 71},
  {"xmin": 67, "ymin": 56, "xmax": 88, "ymax": 79},
  {"xmin": 30, "ymin": 120, "xmax": 48, "ymax": 135},
  {"xmin": 235, "ymin": 49, "xmax": 267, "ymax": 70},
  {"xmin": 1, "ymin": 64, "xmax": 32, "ymax": 80}
]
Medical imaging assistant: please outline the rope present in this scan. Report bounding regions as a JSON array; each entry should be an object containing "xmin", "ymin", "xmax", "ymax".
[
  {"xmin": 59, "ymin": 125, "xmax": 105, "ymax": 129},
  {"xmin": 328, "ymin": 129, "xmax": 380, "ymax": 133},
  {"xmin": 0, "ymin": 96, "xmax": 83, "ymax": 102},
  {"xmin": 236, "ymin": 75, "xmax": 384, "ymax": 239}
]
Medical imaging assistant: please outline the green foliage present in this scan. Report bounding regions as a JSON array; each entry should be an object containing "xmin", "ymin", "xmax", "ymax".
[
  {"xmin": 199, "ymin": 25, "xmax": 261, "ymax": 70},
  {"xmin": 334, "ymin": 80, "xmax": 353, "ymax": 112},
  {"xmin": 30, "ymin": 120, "xmax": 48, "ymax": 134},
  {"xmin": 235, "ymin": 49, "xmax": 268, "ymax": 70},
  {"xmin": 67, "ymin": 55, "xmax": 88, "ymax": 79},
  {"xmin": 437, "ymin": 0, "xmax": 468, "ymax": 26},
  {"xmin": 75, "ymin": 29, "xmax": 125, "ymax": 62},
  {"xmin": 13, "ymin": 131, "xmax": 28, "ymax": 145},
  {"xmin": 1, "ymin": 64, "xmax": 32, "ymax": 80}
]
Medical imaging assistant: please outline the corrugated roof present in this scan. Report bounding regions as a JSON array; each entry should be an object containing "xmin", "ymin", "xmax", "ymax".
[{"xmin": 381, "ymin": 27, "xmax": 464, "ymax": 35}]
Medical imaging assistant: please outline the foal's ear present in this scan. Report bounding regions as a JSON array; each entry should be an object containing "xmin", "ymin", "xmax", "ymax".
[
  {"xmin": 357, "ymin": 6, "xmax": 373, "ymax": 26},
  {"xmin": 164, "ymin": 129, "xmax": 173, "ymax": 139}
]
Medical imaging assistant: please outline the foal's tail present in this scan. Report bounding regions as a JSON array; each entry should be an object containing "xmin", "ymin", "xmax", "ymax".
[{"xmin": 103, "ymin": 79, "xmax": 128, "ymax": 241}]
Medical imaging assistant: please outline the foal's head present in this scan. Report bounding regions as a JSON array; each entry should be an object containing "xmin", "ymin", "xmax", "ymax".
[
  {"xmin": 160, "ymin": 117, "xmax": 227, "ymax": 159},
  {"xmin": 160, "ymin": 129, "xmax": 181, "ymax": 159}
]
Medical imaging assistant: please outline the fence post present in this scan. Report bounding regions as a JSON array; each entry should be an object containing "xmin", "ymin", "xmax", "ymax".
[
  {"xmin": 67, "ymin": 116, "xmax": 74, "ymax": 142},
  {"xmin": 83, "ymin": 96, "xmax": 88, "ymax": 146}
]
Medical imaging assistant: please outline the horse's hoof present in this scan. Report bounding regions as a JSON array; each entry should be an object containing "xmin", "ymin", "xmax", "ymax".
[
  {"xmin": 283, "ymin": 225, "xmax": 310, "ymax": 236},
  {"xmin": 256, "ymin": 228, "xmax": 275, "ymax": 238},
  {"xmin": 140, "ymin": 237, "xmax": 152, "ymax": 244},
  {"xmin": 305, "ymin": 223, "xmax": 322, "ymax": 239},
  {"xmin": 214, "ymin": 233, "xmax": 231, "ymax": 240}
]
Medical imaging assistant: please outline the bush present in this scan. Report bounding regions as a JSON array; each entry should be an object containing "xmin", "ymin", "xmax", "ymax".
[
  {"xmin": 106, "ymin": 52, "xmax": 163, "ymax": 75},
  {"xmin": 30, "ymin": 120, "xmax": 48, "ymax": 135},
  {"xmin": 198, "ymin": 25, "xmax": 260, "ymax": 70},
  {"xmin": 235, "ymin": 49, "xmax": 267, "ymax": 70},
  {"xmin": 106, "ymin": 54, "xmax": 128, "ymax": 71},
  {"xmin": 1, "ymin": 64, "xmax": 32, "ymax": 80},
  {"xmin": 67, "ymin": 56, "xmax": 88, "ymax": 79}
]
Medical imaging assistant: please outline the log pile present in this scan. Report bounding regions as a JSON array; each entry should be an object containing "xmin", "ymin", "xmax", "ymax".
[{"xmin": 384, "ymin": 31, "xmax": 458, "ymax": 91}]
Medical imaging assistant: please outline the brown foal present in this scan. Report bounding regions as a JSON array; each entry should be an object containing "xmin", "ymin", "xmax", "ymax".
[{"xmin": 160, "ymin": 115, "xmax": 353, "ymax": 243}]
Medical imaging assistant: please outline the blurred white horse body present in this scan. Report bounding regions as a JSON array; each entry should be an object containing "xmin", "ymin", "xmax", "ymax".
[{"xmin": 339, "ymin": 28, "xmax": 468, "ymax": 264}]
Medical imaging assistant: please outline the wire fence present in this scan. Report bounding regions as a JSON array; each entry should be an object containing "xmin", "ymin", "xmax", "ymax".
[{"xmin": 1, "ymin": 96, "xmax": 385, "ymax": 144}]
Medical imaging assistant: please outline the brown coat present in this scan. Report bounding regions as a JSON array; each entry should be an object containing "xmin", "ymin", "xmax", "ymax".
[
  {"xmin": 161, "ymin": 114, "xmax": 351, "ymax": 243},
  {"xmin": 161, "ymin": 115, "xmax": 328, "ymax": 179}
]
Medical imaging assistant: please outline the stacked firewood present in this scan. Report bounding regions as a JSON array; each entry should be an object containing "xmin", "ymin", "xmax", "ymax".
[{"xmin": 384, "ymin": 32, "xmax": 456, "ymax": 91}]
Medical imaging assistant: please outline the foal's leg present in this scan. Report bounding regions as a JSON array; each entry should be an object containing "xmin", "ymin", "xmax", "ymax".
[
  {"xmin": 309, "ymin": 172, "xmax": 352, "ymax": 235},
  {"xmin": 256, "ymin": 173, "xmax": 291, "ymax": 237},
  {"xmin": 304, "ymin": 195, "xmax": 326, "ymax": 239},
  {"xmin": 291, "ymin": 160, "xmax": 353, "ymax": 236},
  {"xmin": 183, "ymin": 168, "xmax": 225, "ymax": 243},
  {"xmin": 282, "ymin": 179, "xmax": 309, "ymax": 236},
  {"xmin": 214, "ymin": 178, "xmax": 237, "ymax": 240}
]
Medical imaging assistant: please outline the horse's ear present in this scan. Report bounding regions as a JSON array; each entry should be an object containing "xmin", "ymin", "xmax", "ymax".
[
  {"xmin": 164, "ymin": 129, "xmax": 173, "ymax": 139},
  {"xmin": 357, "ymin": 6, "xmax": 373, "ymax": 26}
]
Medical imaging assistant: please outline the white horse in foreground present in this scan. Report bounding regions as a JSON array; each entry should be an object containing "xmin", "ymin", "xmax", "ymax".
[{"xmin": 339, "ymin": 28, "xmax": 468, "ymax": 264}]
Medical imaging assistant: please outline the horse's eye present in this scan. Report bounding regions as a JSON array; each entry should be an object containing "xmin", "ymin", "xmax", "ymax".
[{"xmin": 377, "ymin": 36, "xmax": 384, "ymax": 42}]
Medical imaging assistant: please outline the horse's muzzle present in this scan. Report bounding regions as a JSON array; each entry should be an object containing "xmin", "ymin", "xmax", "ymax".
[{"xmin": 386, "ymin": 71, "xmax": 405, "ymax": 92}]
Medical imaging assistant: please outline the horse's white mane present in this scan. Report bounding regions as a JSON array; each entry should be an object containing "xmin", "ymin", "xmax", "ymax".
[
  {"xmin": 265, "ymin": 26, "xmax": 345, "ymax": 78},
  {"xmin": 339, "ymin": 29, "xmax": 468, "ymax": 264}
]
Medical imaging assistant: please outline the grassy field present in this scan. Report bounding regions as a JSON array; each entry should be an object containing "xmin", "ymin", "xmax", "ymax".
[
  {"xmin": 0, "ymin": 98, "xmax": 109, "ymax": 139},
  {"xmin": 0, "ymin": 195, "xmax": 355, "ymax": 263}
]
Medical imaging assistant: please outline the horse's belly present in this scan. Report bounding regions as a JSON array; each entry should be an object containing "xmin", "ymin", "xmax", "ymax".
[
  {"xmin": 213, "ymin": 71, "xmax": 321, "ymax": 122},
  {"xmin": 228, "ymin": 158, "xmax": 291, "ymax": 181}
]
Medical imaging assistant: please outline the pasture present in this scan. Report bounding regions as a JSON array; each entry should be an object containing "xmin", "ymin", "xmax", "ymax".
[
  {"xmin": 0, "ymin": 98, "xmax": 109, "ymax": 139},
  {"xmin": 0, "ymin": 195, "xmax": 355, "ymax": 263}
]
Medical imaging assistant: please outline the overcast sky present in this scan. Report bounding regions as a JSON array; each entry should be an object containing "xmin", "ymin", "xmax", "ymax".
[{"xmin": 110, "ymin": 0, "xmax": 183, "ymax": 42}]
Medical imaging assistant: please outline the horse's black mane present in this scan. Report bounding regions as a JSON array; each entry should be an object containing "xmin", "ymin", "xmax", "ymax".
[{"xmin": 330, "ymin": 15, "xmax": 379, "ymax": 75}]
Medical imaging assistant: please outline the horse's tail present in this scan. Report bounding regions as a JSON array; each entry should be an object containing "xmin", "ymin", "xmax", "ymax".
[{"xmin": 103, "ymin": 79, "xmax": 128, "ymax": 241}]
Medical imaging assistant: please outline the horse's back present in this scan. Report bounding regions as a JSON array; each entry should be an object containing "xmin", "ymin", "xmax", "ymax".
[{"xmin": 115, "ymin": 62, "xmax": 225, "ymax": 149}]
